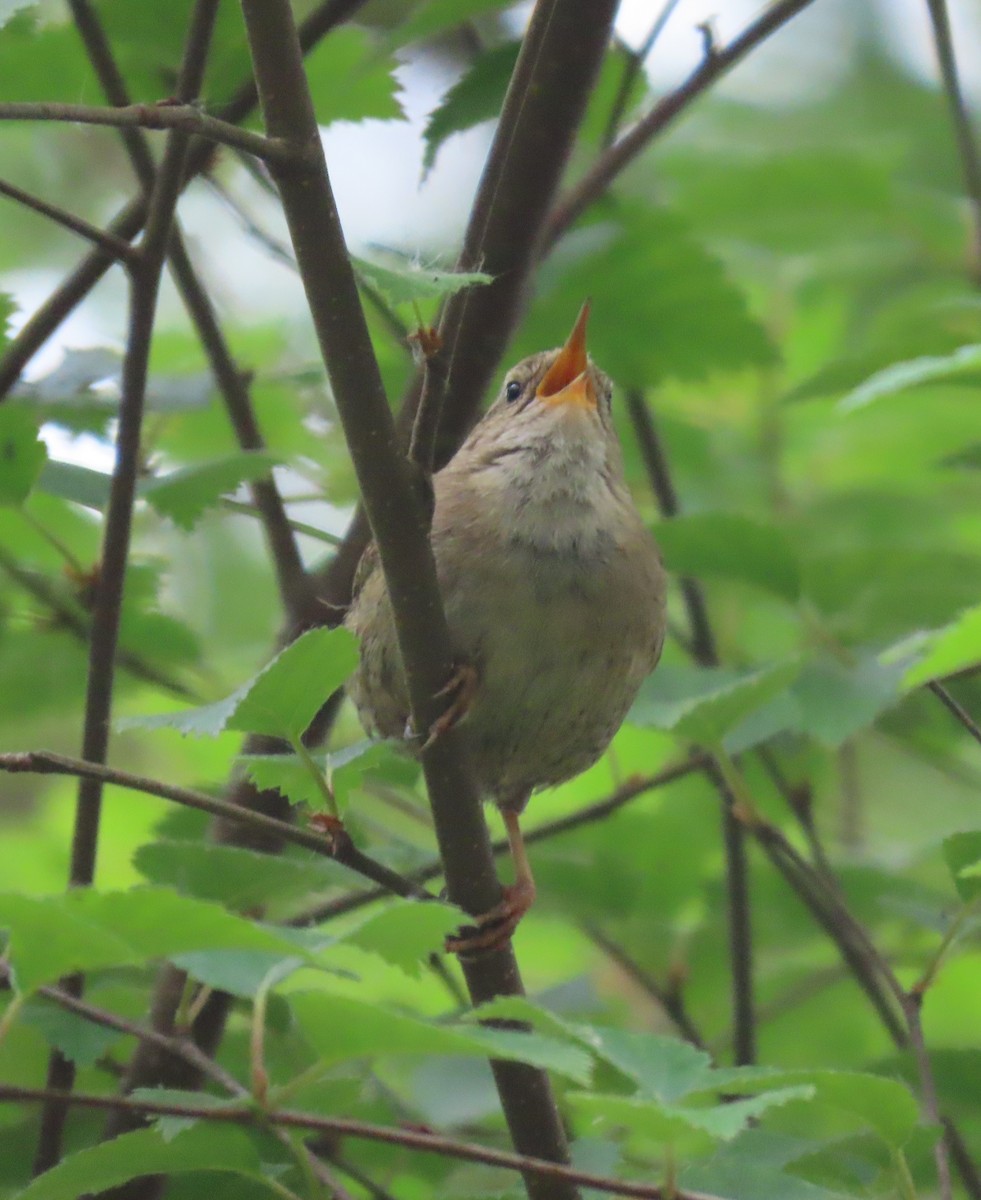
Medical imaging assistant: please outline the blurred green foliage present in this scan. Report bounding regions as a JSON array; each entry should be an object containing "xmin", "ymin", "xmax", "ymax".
[{"xmin": 1, "ymin": 1, "xmax": 980, "ymax": 1198}]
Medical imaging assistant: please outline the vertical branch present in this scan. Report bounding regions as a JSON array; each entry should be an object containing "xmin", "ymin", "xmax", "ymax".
[
  {"xmin": 924, "ymin": 0, "xmax": 981, "ymax": 279},
  {"xmin": 67, "ymin": 0, "xmax": 310, "ymax": 623},
  {"xmin": 31, "ymin": 1, "xmax": 221, "ymax": 1176},
  {"xmin": 625, "ymin": 389, "xmax": 756, "ymax": 1065},
  {"xmin": 236, "ymin": 2, "xmax": 577, "ymax": 1195}
]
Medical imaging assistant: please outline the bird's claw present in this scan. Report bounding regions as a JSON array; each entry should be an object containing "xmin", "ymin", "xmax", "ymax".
[
  {"xmin": 419, "ymin": 660, "xmax": 479, "ymax": 751},
  {"xmin": 444, "ymin": 878, "xmax": 536, "ymax": 959}
]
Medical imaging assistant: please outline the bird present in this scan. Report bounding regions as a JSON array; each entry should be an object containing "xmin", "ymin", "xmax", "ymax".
[{"xmin": 345, "ymin": 303, "xmax": 667, "ymax": 950}]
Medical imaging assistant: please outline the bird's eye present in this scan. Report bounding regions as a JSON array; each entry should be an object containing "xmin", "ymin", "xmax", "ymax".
[{"xmin": 505, "ymin": 380, "xmax": 522, "ymax": 403}]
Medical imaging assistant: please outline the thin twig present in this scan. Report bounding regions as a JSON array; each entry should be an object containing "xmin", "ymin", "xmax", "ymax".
[
  {"xmin": 33, "ymin": 2, "xmax": 222, "ymax": 1175},
  {"xmin": 0, "ymin": 0, "xmax": 372, "ymax": 399},
  {"xmin": 0, "ymin": 102, "xmax": 300, "ymax": 166},
  {"xmin": 289, "ymin": 756, "xmax": 707, "ymax": 927},
  {"xmin": 924, "ymin": 0, "xmax": 981, "ymax": 280},
  {"xmin": 67, "ymin": 0, "xmax": 311, "ymax": 625},
  {"xmin": 624, "ymin": 389, "xmax": 755, "ymax": 1065},
  {"xmin": 929, "ymin": 680, "xmax": 981, "ymax": 747},
  {"xmin": 0, "ymin": 177, "xmax": 139, "ymax": 262},
  {"xmin": 904, "ymin": 992, "xmax": 953, "ymax": 1200},
  {"xmin": 0, "ymin": 749, "xmax": 434, "ymax": 902},
  {"xmin": 2, "ymin": 1085, "xmax": 726, "ymax": 1200},
  {"xmin": 0, "ymin": 547, "xmax": 196, "ymax": 700},
  {"xmin": 544, "ymin": 0, "xmax": 819, "ymax": 248},
  {"xmin": 601, "ymin": 0, "xmax": 683, "ymax": 149},
  {"xmin": 581, "ymin": 921, "xmax": 707, "ymax": 1050}
]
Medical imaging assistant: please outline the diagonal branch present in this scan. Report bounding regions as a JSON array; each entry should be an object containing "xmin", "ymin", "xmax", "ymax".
[
  {"xmin": 544, "ymin": 0, "xmax": 819, "ymax": 248},
  {"xmin": 924, "ymin": 0, "xmax": 981, "ymax": 279},
  {"xmin": 0, "ymin": 750, "xmax": 434, "ymax": 901},
  {"xmin": 3, "ymin": 1085, "xmax": 726, "ymax": 1200},
  {"xmin": 0, "ymin": 0, "xmax": 372, "ymax": 399},
  {"xmin": 66, "ymin": 0, "xmax": 310, "ymax": 623},
  {"xmin": 32, "ymin": 2, "xmax": 222, "ymax": 1175},
  {"xmin": 0, "ymin": 177, "xmax": 138, "ymax": 262}
]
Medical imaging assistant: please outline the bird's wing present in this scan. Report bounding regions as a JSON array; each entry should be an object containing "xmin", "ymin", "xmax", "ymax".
[{"xmin": 351, "ymin": 539, "xmax": 381, "ymax": 604}]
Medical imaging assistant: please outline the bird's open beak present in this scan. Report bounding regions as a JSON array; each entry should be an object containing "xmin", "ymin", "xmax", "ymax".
[{"xmin": 536, "ymin": 302, "xmax": 596, "ymax": 410}]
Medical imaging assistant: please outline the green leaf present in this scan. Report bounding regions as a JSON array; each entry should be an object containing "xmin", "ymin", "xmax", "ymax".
[
  {"xmin": 943, "ymin": 833, "xmax": 981, "ymax": 902},
  {"xmin": 529, "ymin": 203, "xmax": 776, "ymax": 385},
  {"xmin": 568, "ymin": 1086, "xmax": 813, "ymax": 1145},
  {"xmin": 35, "ymin": 459, "xmax": 112, "ymax": 510},
  {"xmin": 655, "ymin": 512, "xmax": 801, "ymax": 602},
  {"xmin": 0, "ymin": 407, "xmax": 46, "ymax": 505},
  {"xmin": 139, "ymin": 452, "xmax": 280, "ymax": 531},
  {"xmin": 128, "ymin": 1089, "xmax": 245, "ymax": 1142},
  {"xmin": 21, "ymin": 998, "xmax": 123, "ymax": 1068},
  {"xmin": 0, "ymin": 887, "xmax": 310, "ymax": 993},
  {"xmin": 422, "ymin": 41, "xmax": 519, "ymax": 177},
  {"xmin": 387, "ymin": 0, "xmax": 518, "ymax": 48},
  {"xmin": 290, "ymin": 990, "xmax": 592, "ymax": 1083},
  {"xmin": 791, "ymin": 652, "xmax": 907, "ymax": 747},
  {"xmin": 353, "ymin": 254, "xmax": 492, "ymax": 308},
  {"xmin": 839, "ymin": 344, "xmax": 981, "ymax": 412},
  {"xmin": 629, "ymin": 662, "xmax": 800, "ymax": 746},
  {"xmin": 132, "ymin": 839, "xmax": 345, "ymax": 910},
  {"xmin": 10, "ymin": 1124, "xmax": 264, "ymax": 1200},
  {"xmin": 304, "ymin": 26, "xmax": 404, "ymax": 124},
  {"xmin": 121, "ymin": 626, "xmax": 359, "ymax": 740},
  {"xmin": 343, "ymin": 901, "xmax": 462, "ymax": 976},
  {"xmin": 240, "ymin": 740, "xmax": 400, "ymax": 809},
  {"xmin": 903, "ymin": 604, "xmax": 981, "ymax": 688}
]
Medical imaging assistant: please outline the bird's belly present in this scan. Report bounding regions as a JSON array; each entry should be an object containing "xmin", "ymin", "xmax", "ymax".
[{"xmin": 443, "ymin": 549, "xmax": 650, "ymax": 804}]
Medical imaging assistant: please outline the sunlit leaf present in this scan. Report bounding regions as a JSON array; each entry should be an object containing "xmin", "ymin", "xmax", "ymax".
[
  {"xmin": 353, "ymin": 255, "xmax": 492, "ymax": 308},
  {"xmin": 903, "ymin": 604, "xmax": 981, "ymax": 688},
  {"xmin": 629, "ymin": 662, "xmax": 800, "ymax": 747},
  {"xmin": 120, "ymin": 627, "xmax": 359, "ymax": 740},
  {"xmin": 0, "ymin": 407, "xmax": 46, "ymax": 505},
  {"xmin": 305, "ymin": 26, "xmax": 404, "ymax": 123},
  {"xmin": 140, "ymin": 452, "xmax": 280, "ymax": 531},
  {"xmin": 11, "ymin": 1124, "xmax": 264, "ymax": 1200},
  {"xmin": 943, "ymin": 833, "xmax": 981, "ymax": 902},
  {"xmin": 838, "ymin": 344, "xmax": 981, "ymax": 413},
  {"xmin": 422, "ymin": 41, "xmax": 519, "ymax": 177}
]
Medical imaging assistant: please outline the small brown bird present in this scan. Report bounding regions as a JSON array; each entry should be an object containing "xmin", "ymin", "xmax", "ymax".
[{"xmin": 346, "ymin": 305, "xmax": 666, "ymax": 946}]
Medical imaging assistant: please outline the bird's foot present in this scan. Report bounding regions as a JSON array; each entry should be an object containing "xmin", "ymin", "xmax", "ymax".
[
  {"xmin": 308, "ymin": 811, "xmax": 352, "ymax": 857},
  {"xmin": 420, "ymin": 660, "xmax": 480, "ymax": 751},
  {"xmin": 444, "ymin": 877, "xmax": 536, "ymax": 959}
]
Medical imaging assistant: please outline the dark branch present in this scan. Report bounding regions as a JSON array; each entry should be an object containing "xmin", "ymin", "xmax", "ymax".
[
  {"xmin": 0, "ymin": 177, "xmax": 139, "ymax": 262},
  {"xmin": 925, "ymin": 0, "xmax": 981, "ymax": 280},
  {"xmin": 237, "ymin": 3, "xmax": 581, "ymax": 1192},
  {"xmin": 3, "ymin": 1085, "xmax": 726, "ymax": 1200},
  {"xmin": 544, "ymin": 0, "xmax": 819, "ymax": 248},
  {"xmin": 33, "ymin": 1, "xmax": 221, "ymax": 1175},
  {"xmin": 0, "ymin": 749, "xmax": 434, "ymax": 902},
  {"xmin": 290, "ymin": 756, "xmax": 707, "ymax": 927},
  {"xmin": 929, "ymin": 680, "xmax": 981, "ymax": 748},
  {"xmin": 0, "ymin": 0, "xmax": 372, "ymax": 398},
  {"xmin": 0, "ymin": 102, "xmax": 300, "ymax": 165}
]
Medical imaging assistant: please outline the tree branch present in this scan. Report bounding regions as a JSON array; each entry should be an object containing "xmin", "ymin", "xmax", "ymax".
[
  {"xmin": 290, "ymin": 757, "xmax": 706, "ymax": 928},
  {"xmin": 0, "ymin": 749, "xmax": 434, "ymax": 902},
  {"xmin": 0, "ymin": 0, "xmax": 372, "ymax": 398},
  {"xmin": 237, "ymin": 4, "xmax": 579, "ymax": 1193},
  {"xmin": 0, "ymin": 102, "xmax": 301, "ymax": 166},
  {"xmin": 31, "ymin": 5, "xmax": 222, "ymax": 1171},
  {"xmin": 3, "ymin": 1085, "xmax": 726, "ymax": 1200},
  {"xmin": 624, "ymin": 391, "xmax": 755, "ymax": 1065},
  {"xmin": 924, "ymin": 0, "xmax": 981, "ymax": 280},
  {"xmin": 0, "ymin": 176, "xmax": 139, "ymax": 262},
  {"xmin": 543, "ymin": 0, "xmax": 819, "ymax": 249},
  {"xmin": 65, "ymin": 0, "xmax": 311, "ymax": 624},
  {"xmin": 929, "ymin": 680, "xmax": 981, "ymax": 748}
]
